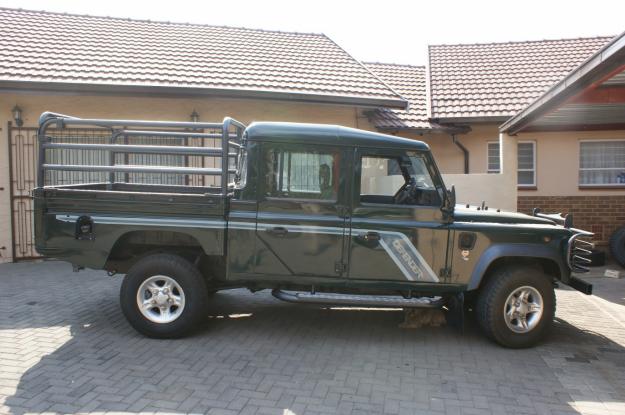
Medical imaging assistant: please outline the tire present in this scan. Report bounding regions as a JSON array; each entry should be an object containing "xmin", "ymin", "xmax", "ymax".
[
  {"xmin": 475, "ymin": 265, "xmax": 555, "ymax": 348},
  {"xmin": 120, "ymin": 253, "xmax": 209, "ymax": 338},
  {"xmin": 609, "ymin": 226, "xmax": 625, "ymax": 268}
]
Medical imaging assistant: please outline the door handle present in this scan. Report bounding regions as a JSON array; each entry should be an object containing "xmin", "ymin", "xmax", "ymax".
[
  {"xmin": 267, "ymin": 226, "xmax": 289, "ymax": 236},
  {"xmin": 357, "ymin": 231, "xmax": 380, "ymax": 242}
]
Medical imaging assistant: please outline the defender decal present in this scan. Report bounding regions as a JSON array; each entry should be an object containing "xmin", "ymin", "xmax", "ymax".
[{"xmin": 376, "ymin": 232, "xmax": 440, "ymax": 282}]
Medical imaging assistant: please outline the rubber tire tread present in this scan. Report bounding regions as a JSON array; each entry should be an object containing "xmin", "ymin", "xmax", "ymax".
[
  {"xmin": 609, "ymin": 226, "xmax": 625, "ymax": 267},
  {"xmin": 476, "ymin": 266, "xmax": 555, "ymax": 348},
  {"xmin": 120, "ymin": 253, "xmax": 209, "ymax": 339}
]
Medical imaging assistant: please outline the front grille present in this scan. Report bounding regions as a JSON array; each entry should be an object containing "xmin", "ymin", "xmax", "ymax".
[{"xmin": 567, "ymin": 233, "xmax": 594, "ymax": 273}]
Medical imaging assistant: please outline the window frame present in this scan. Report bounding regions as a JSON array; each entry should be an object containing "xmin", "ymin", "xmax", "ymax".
[
  {"xmin": 487, "ymin": 141, "xmax": 501, "ymax": 174},
  {"xmin": 578, "ymin": 139, "xmax": 625, "ymax": 188},
  {"xmin": 517, "ymin": 140, "xmax": 536, "ymax": 188}
]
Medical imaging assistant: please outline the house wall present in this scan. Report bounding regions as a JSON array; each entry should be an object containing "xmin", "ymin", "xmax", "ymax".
[
  {"xmin": 0, "ymin": 92, "xmax": 369, "ymax": 262},
  {"xmin": 404, "ymin": 123, "xmax": 624, "ymax": 245},
  {"xmin": 515, "ymin": 129, "xmax": 625, "ymax": 245}
]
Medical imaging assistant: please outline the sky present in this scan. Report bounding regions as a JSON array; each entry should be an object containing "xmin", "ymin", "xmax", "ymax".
[{"xmin": 1, "ymin": 0, "xmax": 623, "ymax": 65}]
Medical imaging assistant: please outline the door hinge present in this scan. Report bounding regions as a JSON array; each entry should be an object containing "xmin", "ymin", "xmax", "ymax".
[
  {"xmin": 440, "ymin": 267, "xmax": 452, "ymax": 279},
  {"xmin": 335, "ymin": 261, "xmax": 348, "ymax": 275}
]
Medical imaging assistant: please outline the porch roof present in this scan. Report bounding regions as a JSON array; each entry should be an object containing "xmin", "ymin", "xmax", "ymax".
[{"xmin": 501, "ymin": 31, "xmax": 625, "ymax": 134}]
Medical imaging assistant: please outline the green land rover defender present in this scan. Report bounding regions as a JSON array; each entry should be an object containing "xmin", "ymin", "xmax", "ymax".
[{"xmin": 34, "ymin": 113, "xmax": 594, "ymax": 348}]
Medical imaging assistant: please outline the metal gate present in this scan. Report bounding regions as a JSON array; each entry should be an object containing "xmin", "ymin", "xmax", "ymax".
[{"xmin": 8, "ymin": 123, "xmax": 39, "ymax": 260}]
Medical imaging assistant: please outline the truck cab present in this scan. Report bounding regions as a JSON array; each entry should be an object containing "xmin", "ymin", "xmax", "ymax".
[
  {"xmin": 228, "ymin": 122, "xmax": 450, "ymax": 287},
  {"xmin": 34, "ymin": 114, "xmax": 594, "ymax": 348}
]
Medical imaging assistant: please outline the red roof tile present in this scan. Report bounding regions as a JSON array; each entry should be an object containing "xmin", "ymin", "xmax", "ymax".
[
  {"xmin": 0, "ymin": 8, "xmax": 405, "ymax": 107},
  {"xmin": 429, "ymin": 36, "xmax": 614, "ymax": 120},
  {"xmin": 364, "ymin": 62, "xmax": 432, "ymax": 130}
]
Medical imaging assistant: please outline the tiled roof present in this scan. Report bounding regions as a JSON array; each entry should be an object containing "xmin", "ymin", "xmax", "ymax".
[
  {"xmin": 0, "ymin": 8, "xmax": 405, "ymax": 107},
  {"xmin": 364, "ymin": 62, "xmax": 433, "ymax": 130},
  {"xmin": 429, "ymin": 36, "xmax": 614, "ymax": 120}
]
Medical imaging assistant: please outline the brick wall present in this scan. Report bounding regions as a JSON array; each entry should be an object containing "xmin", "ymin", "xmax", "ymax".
[{"xmin": 518, "ymin": 195, "xmax": 625, "ymax": 246}]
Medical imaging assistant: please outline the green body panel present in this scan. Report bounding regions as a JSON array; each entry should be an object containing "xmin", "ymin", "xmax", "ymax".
[{"xmin": 34, "ymin": 121, "xmax": 577, "ymax": 295}]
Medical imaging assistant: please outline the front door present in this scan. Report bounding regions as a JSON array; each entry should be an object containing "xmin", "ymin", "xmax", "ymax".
[
  {"xmin": 348, "ymin": 148, "xmax": 450, "ymax": 283},
  {"xmin": 254, "ymin": 142, "xmax": 349, "ymax": 278}
]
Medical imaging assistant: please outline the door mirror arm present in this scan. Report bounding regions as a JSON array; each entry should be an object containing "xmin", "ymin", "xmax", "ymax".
[{"xmin": 441, "ymin": 185, "xmax": 455, "ymax": 221}]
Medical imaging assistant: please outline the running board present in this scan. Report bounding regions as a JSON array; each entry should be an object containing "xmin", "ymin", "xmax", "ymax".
[{"xmin": 271, "ymin": 289, "xmax": 445, "ymax": 308}]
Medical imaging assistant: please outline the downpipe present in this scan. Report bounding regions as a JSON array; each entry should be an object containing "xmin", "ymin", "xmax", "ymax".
[{"xmin": 452, "ymin": 134, "xmax": 469, "ymax": 174}]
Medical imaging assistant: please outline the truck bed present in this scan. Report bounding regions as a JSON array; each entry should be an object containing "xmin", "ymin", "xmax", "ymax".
[{"xmin": 33, "ymin": 114, "xmax": 247, "ymax": 270}]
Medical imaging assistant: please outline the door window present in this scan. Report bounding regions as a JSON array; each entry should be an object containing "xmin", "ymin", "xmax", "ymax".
[
  {"xmin": 264, "ymin": 147, "xmax": 338, "ymax": 200},
  {"xmin": 360, "ymin": 152, "xmax": 440, "ymax": 206}
]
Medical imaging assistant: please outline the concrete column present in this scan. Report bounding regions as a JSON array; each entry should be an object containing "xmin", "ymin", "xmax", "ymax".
[{"xmin": 0, "ymin": 115, "xmax": 12, "ymax": 263}]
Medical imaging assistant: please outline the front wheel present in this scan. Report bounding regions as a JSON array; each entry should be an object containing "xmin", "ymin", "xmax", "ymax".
[
  {"xmin": 476, "ymin": 265, "xmax": 555, "ymax": 348},
  {"xmin": 120, "ymin": 253, "xmax": 209, "ymax": 338}
]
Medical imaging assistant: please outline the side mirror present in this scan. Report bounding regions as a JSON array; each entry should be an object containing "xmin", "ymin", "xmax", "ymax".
[{"xmin": 442, "ymin": 185, "xmax": 456, "ymax": 217}]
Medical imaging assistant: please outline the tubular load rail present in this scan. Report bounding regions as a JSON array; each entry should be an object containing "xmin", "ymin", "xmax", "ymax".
[{"xmin": 37, "ymin": 112, "xmax": 247, "ymax": 195}]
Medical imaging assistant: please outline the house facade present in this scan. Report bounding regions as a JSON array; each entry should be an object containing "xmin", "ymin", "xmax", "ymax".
[{"xmin": 1, "ymin": 7, "xmax": 623, "ymax": 262}]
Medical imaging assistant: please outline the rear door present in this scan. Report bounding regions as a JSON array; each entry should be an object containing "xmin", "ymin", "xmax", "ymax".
[
  {"xmin": 348, "ymin": 148, "xmax": 450, "ymax": 283},
  {"xmin": 253, "ymin": 142, "xmax": 350, "ymax": 278}
]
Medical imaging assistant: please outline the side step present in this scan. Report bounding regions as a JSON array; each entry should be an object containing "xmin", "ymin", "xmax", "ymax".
[{"xmin": 271, "ymin": 289, "xmax": 445, "ymax": 308}]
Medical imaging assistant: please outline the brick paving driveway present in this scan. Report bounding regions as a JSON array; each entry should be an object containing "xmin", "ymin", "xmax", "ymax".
[{"xmin": 1, "ymin": 261, "xmax": 624, "ymax": 415}]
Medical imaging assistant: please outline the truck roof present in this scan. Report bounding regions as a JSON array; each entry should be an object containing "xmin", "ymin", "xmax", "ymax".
[{"xmin": 245, "ymin": 122, "xmax": 429, "ymax": 150}]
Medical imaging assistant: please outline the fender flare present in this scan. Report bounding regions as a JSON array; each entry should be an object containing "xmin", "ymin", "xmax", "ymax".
[{"xmin": 467, "ymin": 243, "xmax": 568, "ymax": 291}]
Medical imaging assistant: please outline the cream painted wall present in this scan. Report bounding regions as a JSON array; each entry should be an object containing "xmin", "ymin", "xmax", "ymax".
[
  {"xmin": 0, "ymin": 91, "xmax": 372, "ymax": 262},
  {"xmin": 516, "ymin": 130, "xmax": 625, "ymax": 197},
  {"xmin": 398, "ymin": 124, "xmax": 501, "ymax": 175},
  {"xmin": 397, "ymin": 125, "xmax": 518, "ymax": 211}
]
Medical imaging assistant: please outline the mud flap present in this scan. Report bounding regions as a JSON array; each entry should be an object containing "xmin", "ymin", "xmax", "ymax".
[{"xmin": 445, "ymin": 292, "xmax": 465, "ymax": 333}]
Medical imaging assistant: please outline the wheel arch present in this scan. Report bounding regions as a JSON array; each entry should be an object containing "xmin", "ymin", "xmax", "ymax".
[
  {"xmin": 467, "ymin": 244, "xmax": 567, "ymax": 291},
  {"xmin": 105, "ymin": 230, "xmax": 220, "ymax": 275}
]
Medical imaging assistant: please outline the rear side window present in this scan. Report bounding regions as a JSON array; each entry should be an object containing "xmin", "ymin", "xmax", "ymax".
[{"xmin": 264, "ymin": 146, "xmax": 338, "ymax": 200}]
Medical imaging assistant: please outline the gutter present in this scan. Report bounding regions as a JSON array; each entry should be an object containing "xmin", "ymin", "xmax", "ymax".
[{"xmin": 0, "ymin": 80, "xmax": 409, "ymax": 110}]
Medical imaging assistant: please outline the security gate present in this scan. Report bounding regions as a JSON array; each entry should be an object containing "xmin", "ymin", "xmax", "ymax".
[{"xmin": 8, "ymin": 123, "xmax": 39, "ymax": 260}]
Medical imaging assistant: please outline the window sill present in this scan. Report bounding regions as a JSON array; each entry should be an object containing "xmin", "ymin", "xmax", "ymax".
[
  {"xmin": 578, "ymin": 185, "xmax": 625, "ymax": 190},
  {"xmin": 518, "ymin": 186, "xmax": 537, "ymax": 191}
]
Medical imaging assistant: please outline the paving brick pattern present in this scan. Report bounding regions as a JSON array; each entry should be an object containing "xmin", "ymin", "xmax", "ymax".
[{"xmin": 1, "ymin": 261, "xmax": 625, "ymax": 415}]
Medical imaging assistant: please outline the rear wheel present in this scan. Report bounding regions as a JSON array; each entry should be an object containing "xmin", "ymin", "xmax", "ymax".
[
  {"xmin": 476, "ymin": 265, "xmax": 555, "ymax": 348},
  {"xmin": 120, "ymin": 253, "xmax": 209, "ymax": 338}
]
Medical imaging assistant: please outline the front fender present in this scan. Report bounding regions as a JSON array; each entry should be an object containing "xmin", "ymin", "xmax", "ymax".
[{"xmin": 467, "ymin": 243, "xmax": 568, "ymax": 290}]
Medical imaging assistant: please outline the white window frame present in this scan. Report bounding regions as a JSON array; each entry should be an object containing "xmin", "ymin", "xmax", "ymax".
[
  {"xmin": 517, "ymin": 140, "xmax": 536, "ymax": 188},
  {"xmin": 487, "ymin": 141, "xmax": 501, "ymax": 173},
  {"xmin": 578, "ymin": 139, "xmax": 625, "ymax": 188}
]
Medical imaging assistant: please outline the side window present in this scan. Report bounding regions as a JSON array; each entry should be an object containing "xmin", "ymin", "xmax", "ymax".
[
  {"xmin": 264, "ymin": 146, "xmax": 338, "ymax": 200},
  {"xmin": 361, "ymin": 156, "xmax": 404, "ymax": 199},
  {"xmin": 360, "ymin": 153, "xmax": 439, "ymax": 206}
]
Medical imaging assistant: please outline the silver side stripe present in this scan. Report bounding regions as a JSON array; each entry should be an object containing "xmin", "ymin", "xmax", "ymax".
[
  {"xmin": 54, "ymin": 215, "xmax": 438, "ymax": 282},
  {"xmin": 55, "ymin": 215, "xmax": 226, "ymax": 229}
]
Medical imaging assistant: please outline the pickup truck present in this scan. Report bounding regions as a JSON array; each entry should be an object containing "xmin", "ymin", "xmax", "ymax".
[{"xmin": 34, "ymin": 113, "xmax": 594, "ymax": 348}]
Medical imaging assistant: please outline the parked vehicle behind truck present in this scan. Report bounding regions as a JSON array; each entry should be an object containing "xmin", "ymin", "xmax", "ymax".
[{"xmin": 34, "ymin": 113, "xmax": 594, "ymax": 348}]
